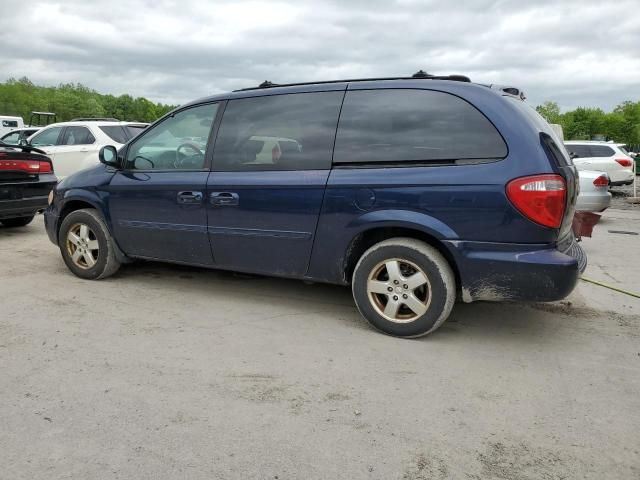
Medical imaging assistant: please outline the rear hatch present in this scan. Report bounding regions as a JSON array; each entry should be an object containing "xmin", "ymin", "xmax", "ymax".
[
  {"xmin": 540, "ymin": 133, "xmax": 578, "ymax": 243},
  {"xmin": 506, "ymin": 99, "xmax": 578, "ymax": 242}
]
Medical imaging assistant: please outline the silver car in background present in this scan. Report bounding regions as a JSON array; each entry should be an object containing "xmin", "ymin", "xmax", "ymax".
[{"xmin": 576, "ymin": 170, "xmax": 611, "ymax": 212}]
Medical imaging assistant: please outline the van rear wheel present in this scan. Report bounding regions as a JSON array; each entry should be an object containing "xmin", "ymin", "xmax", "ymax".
[{"xmin": 352, "ymin": 238, "xmax": 456, "ymax": 337}]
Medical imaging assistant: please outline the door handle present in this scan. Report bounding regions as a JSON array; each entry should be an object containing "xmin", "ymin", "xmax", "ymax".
[
  {"xmin": 177, "ymin": 191, "xmax": 203, "ymax": 204},
  {"xmin": 210, "ymin": 192, "xmax": 239, "ymax": 206}
]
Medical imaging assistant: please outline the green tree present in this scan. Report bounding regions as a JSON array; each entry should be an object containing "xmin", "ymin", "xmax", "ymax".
[
  {"xmin": 535, "ymin": 99, "xmax": 640, "ymax": 147},
  {"xmin": 536, "ymin": 101, "xmax": 561, "ymax": 124},
  {"xmin": 0, "ymin": 77, "xmax": 176, "ymax": 123}
]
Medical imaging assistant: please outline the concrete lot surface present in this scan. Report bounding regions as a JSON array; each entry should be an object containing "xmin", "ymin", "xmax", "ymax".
[{"xmin": 1, "ymin": 211, "xmax": 639, "ymax": 479}]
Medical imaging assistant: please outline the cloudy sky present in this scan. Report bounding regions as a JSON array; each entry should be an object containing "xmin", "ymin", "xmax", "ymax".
[{"xmin": 1, "ymin": 0, "xmax": 638, "ymax": 111}]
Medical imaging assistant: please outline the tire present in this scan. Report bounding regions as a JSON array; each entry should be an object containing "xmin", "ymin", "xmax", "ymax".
[
  {"xmin": 58, "ymin": 208, "xmax": 121, "ymax": 280},
  {"xmin": 352, "ymin": 238, "xmax": 456, "ymax": 338},
  {"xmin": 1, "ymin": 215, "xmax": 35, "ymax": 227}
]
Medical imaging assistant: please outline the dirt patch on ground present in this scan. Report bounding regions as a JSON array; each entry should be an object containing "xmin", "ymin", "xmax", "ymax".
[
  {"xmin": 477, "ymin": 441, "xmax": 569, "ymax": 480},
  {"xmin": 402, "ymin": 452, "xmax": 449, "ymax": 480}
]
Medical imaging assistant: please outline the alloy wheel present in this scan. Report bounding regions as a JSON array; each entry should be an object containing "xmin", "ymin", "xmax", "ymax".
[
  {"xmin": 66, "ymin": 223, "xmax": 99, "ymax": 269},
  {"xmin": 366, "ymin": 258, "xmax": 432, "ymax": 323}
]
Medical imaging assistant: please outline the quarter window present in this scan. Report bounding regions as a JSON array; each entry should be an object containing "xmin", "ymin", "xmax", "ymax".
[
  {"xmin": 589, "ymin": 145, "xmax": 614, "ymax": 157},
  {"xmin": 333, "ymin": 89, "xmax": 507, "ymax": 164},
  {"xmin": 99, "ymin": 126, "xmax": 129, "ymax": 144},
  {"xmin": 30, "ymin": 127, "xmax": 63, "ymax": 147},
  {"xmin": 125, "ymin": 103, "xmax": 218, "ymax": 170},
  {"xmin": 212, "ymin": 91, "xmax": 343, "ymax": 171}
]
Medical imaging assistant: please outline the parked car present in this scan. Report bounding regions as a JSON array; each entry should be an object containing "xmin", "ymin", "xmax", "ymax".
[
  {"xmin": 0, "ymin": 143, "xmax": 57, "ymax": 227},
  {"xmin": 0, "ymin": 127, "xmax": 41, "ymax": 145},
  {"xmin": 576, "ymin": 171, "xmax": 611, "ymax": 212},
  {"xmin": 27, "ymin": 120, "xmax": 149, "ymax": 178},
  {"xmin": 564, "ymin": 141, "xmax": 634, "ymax": 186},
  {"xmin": 618, "ymin": 145, "xmax": 639, "ymax": 174},
  {"xmin": 45, "ymin": 73, "xmax": 584, "ymax": 337}
]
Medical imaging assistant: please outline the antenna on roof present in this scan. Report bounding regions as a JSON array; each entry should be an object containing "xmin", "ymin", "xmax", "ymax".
[{"xmin": 259, "ymin": 80, "xmax": 276, "ymax": 88}]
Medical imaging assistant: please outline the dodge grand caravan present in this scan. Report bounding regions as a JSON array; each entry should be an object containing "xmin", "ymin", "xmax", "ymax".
[{"xmin": 45, "ymin": 73, "xmax": 585, "ymax": 337}]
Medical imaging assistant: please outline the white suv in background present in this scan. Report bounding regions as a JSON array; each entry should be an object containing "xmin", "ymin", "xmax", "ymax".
[
  {"xmin": 27, "ymin": 119, "xmax": 148, "ymax": 178},
  {"xmin": 564, "ymin": 140, "xmax": 634, "ymax": 186}
]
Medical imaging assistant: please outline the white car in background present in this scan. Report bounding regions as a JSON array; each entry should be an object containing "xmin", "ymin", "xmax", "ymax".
[
  {"xmin": 576, "ymin": 170, "xmax": 611, "ymax": 212},
  {"xmin": 27, "ymin": 119, "xmax": 148, "ymax": 178},
  {"xmin": 564, "ymin": 140, "xmax": 634, "ymax": 186}
]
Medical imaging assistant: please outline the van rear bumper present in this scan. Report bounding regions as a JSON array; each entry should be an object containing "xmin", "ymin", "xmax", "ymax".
[{"xmin": 444, "ymin": 238, "xmax": 585, "ymax": 303}]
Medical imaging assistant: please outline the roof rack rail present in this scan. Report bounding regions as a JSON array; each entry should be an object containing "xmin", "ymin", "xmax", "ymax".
[
  {"xmin": 235, "ymin": 71, "xmax": 471, "ymax": 92},
  {"xmin": 69, "ymin": 117, "xmax": 120, "ymax": 122}
]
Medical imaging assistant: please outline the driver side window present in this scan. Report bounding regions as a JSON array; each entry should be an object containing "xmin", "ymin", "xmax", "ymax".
[{"xmin": 125, "ymin": 103, "xmax": 218, "ymax": 170}]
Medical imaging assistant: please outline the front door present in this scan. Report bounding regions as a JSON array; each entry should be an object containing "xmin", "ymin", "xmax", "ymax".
[
  {"xmin": 107, "ymin": 102, "xmax": 220, "ymax": 265},
  {"xmin": 207, "ymin": 90, "xmax": 344, "ymax": 276},
  {"xmin": 28, "ymin": 126, "xmax": 64, "ymax": 167}
]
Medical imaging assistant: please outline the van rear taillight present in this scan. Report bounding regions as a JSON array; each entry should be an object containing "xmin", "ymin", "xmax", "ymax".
[
  {"xmin": 615, "ymin": 158, "xmax": 632, "ymax": 168},
  {"xmin": 506, "ymin": 174, "xmax": 566, "ymax": 229},
  {"xmin": 593, "ymin": 175, "xmax": 609, "ymax": 187},
  {"xmin": 0, "ymin": 159, "xmax": 52, "ymax": 174}
]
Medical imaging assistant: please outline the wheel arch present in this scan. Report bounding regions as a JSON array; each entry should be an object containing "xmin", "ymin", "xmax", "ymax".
[
  {"xmin": 343, "ymin": 226, "xmax": 461, "ymax": 293},
  {"xmin": 57, "ymin": 192, "xmax": 129, "ymax": 263},
  {"xmin": 58, "ymin": 193, "xmax": 103, "ymax": 235}
]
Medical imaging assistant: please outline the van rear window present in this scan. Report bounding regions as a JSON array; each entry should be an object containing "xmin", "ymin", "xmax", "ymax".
[{"xmin": 333, "ymin": 89, "xmax": 507, "ymax": 165}]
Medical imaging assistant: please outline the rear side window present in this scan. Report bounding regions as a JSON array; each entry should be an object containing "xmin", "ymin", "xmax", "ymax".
[
  {"xmin": 2, "ymin": 120, "xmax": 18, "ymax": 128},
  {"xmin": 99, "ymin": 126, "xmax": 129, "ymax": 144},
  {"xmin": 213, "ymin": 91, "xmax": 343, "ymax": 171},
  {"xmin": 333, "ymin": 89, "xmax": 507, "ymax": 164},
  {"xmin": 565, "ymin": 144, "xmax": 591, "ymax": 158},
  {"xmin": 61, "ymin": 126, "xmax": 95, "ymax": 145},
  {"xmin": 565, "ymin": 144, "xmax": 615, "ymax": 158}
]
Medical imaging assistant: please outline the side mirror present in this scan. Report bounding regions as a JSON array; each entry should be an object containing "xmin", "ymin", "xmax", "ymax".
[
  {"xmin": 569, "ymin": 151, "xmax": 578, "ymax": 160},
  {"xmin": 99, "ymin": 145, "xmax": 119, "ymax": 167},
  {"xmin": 19, "ymin": 138, "xmax": 28, "ymax": 147}
]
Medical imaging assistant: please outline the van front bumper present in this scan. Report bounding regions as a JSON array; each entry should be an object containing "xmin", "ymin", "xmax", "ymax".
[
  {"xmin": 44, "ymin": 207, "xmax": 59, "ymax": 246},
  {"xmin": 444, "ymin": 238, "xmax": 585, "ymax": 303}
]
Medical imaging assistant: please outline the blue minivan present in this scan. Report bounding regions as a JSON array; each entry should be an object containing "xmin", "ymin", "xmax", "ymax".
[{"xmin": 45, "ymin": 73, "xmax": 585, "ymax": 337}]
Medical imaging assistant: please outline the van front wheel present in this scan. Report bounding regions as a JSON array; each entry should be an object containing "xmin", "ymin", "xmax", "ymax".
[
  {"xmin": 352, "ymin": 238, "xmax": 456, "ymax": 337},
  {"xmin": 58, "ymin": 209, "xmax": 121, "ymax": 280}
]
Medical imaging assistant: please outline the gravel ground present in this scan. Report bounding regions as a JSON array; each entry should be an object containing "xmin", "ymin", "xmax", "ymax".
[
  {"xmin": 610, "ymin": 179, "xmax": 639, "ymax": 210},
  {"xmin": 1, "ymin": 214, "xmax": 639, "ymax": 480}
]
